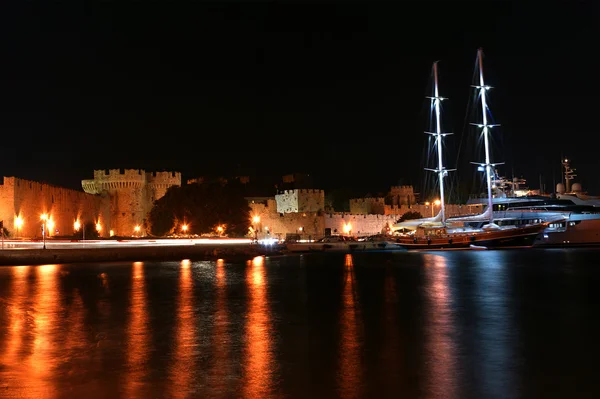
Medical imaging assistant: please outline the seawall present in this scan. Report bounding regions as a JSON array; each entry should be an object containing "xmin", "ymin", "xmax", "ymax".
[{"xmin": 0, "ymin": 244, "xmax": 280, "ymax": 266}]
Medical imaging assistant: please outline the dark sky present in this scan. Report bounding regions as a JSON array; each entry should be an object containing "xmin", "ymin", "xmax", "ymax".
[{"xmin": 1, "ymin": 1, "xmax": 598, "ymax": 196}]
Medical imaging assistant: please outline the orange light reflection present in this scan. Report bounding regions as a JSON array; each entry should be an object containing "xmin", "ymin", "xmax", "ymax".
[
  {"xmin": 3, "ymin": 266, "xmax": 31, "ymax": 392},
  {"xmin": 243, "ymin": 256, "xmax": 274, "ymax": 398},
  {"xmin": 28, "ymin": 264, "xmax": 61, "ymax": 398},
  {"xmin": 124, "ymin": 262, "xmax": 150, "ymax": 397},
  {"xmin": 167, "ymin": 259, "xmax": 196, "ymax": 398},
  {"xmin": 338, "ymin": 254, "xmax": 363, "ymax": 398},
  {"xmin": 208, "ymin": 258, "xmax": 231, "ymax": 395},
  {"xmin": 423, "ymin": 254, "xmax": 456, "ymax": 397}
]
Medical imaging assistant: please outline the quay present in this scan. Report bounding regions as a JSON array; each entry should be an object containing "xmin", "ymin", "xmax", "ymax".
[{"xmin": 0, "ymin": 243, "xmax": 283, "ymax": 266}]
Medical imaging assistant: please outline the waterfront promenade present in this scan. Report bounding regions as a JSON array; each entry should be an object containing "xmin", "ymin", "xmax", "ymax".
[{"xmin": 0, "ymin": 238, "xmax": 276, "ymax": 266}]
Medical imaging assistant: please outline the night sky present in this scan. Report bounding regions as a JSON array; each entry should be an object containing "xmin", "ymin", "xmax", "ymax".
[{"xmin": 1, "ymin": 1, "xmax": 598, "ymax": 198}]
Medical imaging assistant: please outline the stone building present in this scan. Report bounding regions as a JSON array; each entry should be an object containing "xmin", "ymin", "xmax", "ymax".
[
  {"xmin": 82, "ymin": 169, "xmax": 181, "ymax": 236},
  {"xmin": 0, "ymin": 169, "xmax": 180, "ymax": 238},
  {"xmin": 0, "ymin": 176, "xmax": 111, "ymax": 238},
  {"xmin": 275, "ymin": 189, "xmax": 325, "ymax": 213}
]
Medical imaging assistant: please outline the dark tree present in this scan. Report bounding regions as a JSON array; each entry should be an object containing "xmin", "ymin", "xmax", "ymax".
[
  {"xmin": 397, "ymin": 211, "xmax": 423, "ymax": 222},
  {"xmin": 148, "ymin": 181, "xmax": 251, "ymax": 237},
  {"xmin": 73, "ymin": 221, "xmax": 101, "ymax": 239}
]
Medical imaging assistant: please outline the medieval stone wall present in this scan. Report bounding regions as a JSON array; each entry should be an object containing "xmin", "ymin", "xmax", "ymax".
[
  {"xmin": 275, "ymin": 189, "xmax": 324, "ymax": 214},
  {"xmin": 383, "ymin": 203, "xmax": 482, "ymax": 218},
  {"xmin": 324, "ymin": 213, "xmax": 400, "ymax": 236},
  {"xmin": 82, "ymin": 169, "xmax": 180, "ymax": 236},
  {"xmin": 349, "ymin": 197, "xmax": 385, "ymax": 214},
  {"xmin": 389, "ymin": 185, "xmax": 417, "ymax": 206},
  {"xmin": 0, "ymin": 177, "xmax": 111, "ymax": 238}
]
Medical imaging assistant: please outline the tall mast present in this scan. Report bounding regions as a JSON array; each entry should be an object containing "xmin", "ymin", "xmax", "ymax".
[
  {"xmin": 425, "ymin": 61, "xmax": 454, "ymax": 222},
  {"xmin": 471, "ymin": 48, "xmax": 502, "ymax": 223}
]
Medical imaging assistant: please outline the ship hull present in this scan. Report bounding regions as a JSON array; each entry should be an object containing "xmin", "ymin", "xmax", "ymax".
[{"xmin": 395, "ymin": 224, "xmax": 546, "ymax": 250}]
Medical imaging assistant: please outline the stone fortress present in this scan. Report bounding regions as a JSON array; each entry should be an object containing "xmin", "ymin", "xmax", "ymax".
[
  {"xmin": 249, "ymin": 184, "xmax": 478, "ymax": 240},
  {"xmin": 0, "ymin": 168, "xmax": 479, "ymax": 239},
  {"xmin": 82, "ymin": 169, "xmax": 181, "ymax": 235},
  {"xmin": 0, "ymin": 169, "xmax": 180, "ymax": 238}
]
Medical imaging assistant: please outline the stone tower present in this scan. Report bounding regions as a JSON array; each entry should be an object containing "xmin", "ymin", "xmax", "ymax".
[{"xmin": 82, "ymin": 169, "xmax": 181, "ymax": 236}]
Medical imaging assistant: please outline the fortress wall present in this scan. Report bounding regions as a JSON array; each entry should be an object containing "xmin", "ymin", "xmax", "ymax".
[
  {"xmin": 297, "ymin": 189, "xmax": 325, "ymax": 212},
  {"xmin": 275, "ymin": 189, "xmax": 325, "ymax": 214},
  {"xmin": 275, "ymin": 190, "xmax": 299, "ymax": 213},
  {"xmin": 383, "ymin": 203, "xmax": 482, "ymax": 217},
  {"xmin": 146, "ymin": 171, "xmax": 182, "ymax": 204},
  {"xmin": 261, "ymin": 212, "xmax": 324, "ymax": 239},
  {"xmin": 0, "ymin": 177, "xmax": 16, "ymax": 234},
  {"xmin": 324, "ymin": 213, "xmax": 400, "ymax": 236},
  {"xmin": 1, "ymin": 177, "xmax": 111, "ymax": 238},
  {"xmin": 84, "ymin": 169, "xmax": 181, "ymax": 236},
  {"xmin": 349, "ymin": 197, "xmax": 385, "ymax": 215}
]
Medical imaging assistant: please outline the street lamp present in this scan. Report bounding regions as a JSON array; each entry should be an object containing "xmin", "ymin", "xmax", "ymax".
[
  {"xmin": 74, "ymin": 220, "xmax": 85, "ymax": 243},
  {"xmin": 252, "ymin": 216, "xmax": 260, "ymax": 241},
  {"xmin": 15, "ymin": 216, "xmax": 23, "ymax": 238},
  {"xmin": 40, "ymin": 213, "xmax": 48, "ymax": 249},
  {"xmin": 181, "ymin": 224, "xmax": 188, "ymax": 235},
  {"xmin": 216, "ymin": 225, "xmax": 224, "ymax": 236},
  {"xmin": 134, "ymin": 225, "xmax": 141, "ymax": 236}
]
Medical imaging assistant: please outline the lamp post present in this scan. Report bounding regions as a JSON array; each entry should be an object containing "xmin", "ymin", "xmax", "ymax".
[
  {"xmin": 252, "ymin": 216, "xmax": 260, "ymax": 241},
  {"xmin": 15, "ymin": 216, "xmax": 23, "ymax": 239},
  {"xmin": 74, "ymin": 220, "xmax": 85, "ymax": 244},
  {"xmin": 40, "ymin": 213, "xmax": 48, "ymax": 249}
]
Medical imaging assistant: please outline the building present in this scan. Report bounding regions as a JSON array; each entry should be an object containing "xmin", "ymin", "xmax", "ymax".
[
  {"xmin": 0, "ymin": 169, "xmax": 180, "ymax": 238},
  {"xmin": 82, "ymin": 169, "xmax": 181, "ymax": 235}
]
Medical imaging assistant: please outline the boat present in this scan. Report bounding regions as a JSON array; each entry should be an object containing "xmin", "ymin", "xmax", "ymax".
[
  {"xmin": 464, "ymin": 159, "xmax": 600, "ymax": 247},
  {"xmin": 284, "ymin": 234, "xmax": 404, "ymax": 253},
  {"xmin": 395, "ymin": 50, "xmax": 553, "ymax": 250}
]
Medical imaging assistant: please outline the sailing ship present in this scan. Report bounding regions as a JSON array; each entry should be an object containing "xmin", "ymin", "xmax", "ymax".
[{"xmin": 395, "ymin": 49, "xmax": 554, "ymax": 250}]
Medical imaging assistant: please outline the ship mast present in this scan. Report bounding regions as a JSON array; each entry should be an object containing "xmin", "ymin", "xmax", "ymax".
[
  {"xmin": 471, "ymin": 48, "xmax": 502, "ymax": 223},
  {"xmin": 562, "ymin": 158, "xmax": 576, "ymax": 193},
  {"xmin": 425, "ymin": 61, "xmax": 454, "ymax": 223}
]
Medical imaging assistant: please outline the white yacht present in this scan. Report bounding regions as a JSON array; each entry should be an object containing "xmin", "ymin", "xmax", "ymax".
[{"xmin": 463, "ymin": 159, "xmax": 600, "ymax": 247}]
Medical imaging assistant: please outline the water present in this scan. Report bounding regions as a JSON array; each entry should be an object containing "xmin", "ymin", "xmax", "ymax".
[{"xmin": 0, "ymin": 249, "xmax": 599, "ymax": 399}]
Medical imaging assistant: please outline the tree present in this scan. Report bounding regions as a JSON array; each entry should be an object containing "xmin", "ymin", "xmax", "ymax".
[
  {"xmin": 397, "ymin": 211, "xmax": 423, "ymax": 223},
  {"xmin": 73, "ymin": 221, "xmax": 101, "ymax": 239},
  {"xmin": 148, "ymin": 180, "xmax": 251, "ymax": 237}
]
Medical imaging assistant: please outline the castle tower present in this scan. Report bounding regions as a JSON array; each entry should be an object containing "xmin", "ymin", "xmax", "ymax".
[
  {"xmin": 82, "ymin": 169, "xmax": 181, "ymax": 236},
  {"xmin": 145, "ymin": 171, "xmax": 182, "ymax": 214}
]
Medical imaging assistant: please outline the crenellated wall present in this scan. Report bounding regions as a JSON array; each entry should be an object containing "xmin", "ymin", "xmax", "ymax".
[
  {"xmin": 349, "ymin": 197, "xmax": 385, "ymax": 215},
  {"xmin": 389, "ymin": 185, "xmax": 417, "ymax": 206},
  {"xmin": 146, "ymin": 171, "xmax": 182, "ymax": 204},
  {"xmin": 0, "ymin": 177, "xmax": 111, "ymax": 238},
  {"xmin": 82, "ymin": 169, "xmax": 181, "ymax": 236},
  {"xmin": 383, "ymin": 203, "xmax": 482, "ymax": 218},
  {"xmin": 324, "ymin": 213, "xmax": 400, "ymax": 236},
  {"xmin": 275, "ymin": 189, "xmax": 324, "ymax": 214}
]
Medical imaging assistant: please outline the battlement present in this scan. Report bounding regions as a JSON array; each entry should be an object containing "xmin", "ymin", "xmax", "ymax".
[
  {"xmin": 93, "ymin": 169, "xmax": 146, "ymax": 182},
  {"xmin": 146, "ymin": 171, "xmax": 182, "ymax": 186},
  {"xmin": 349, "ymin": 197, "xmax": 385, "ymax": 203},
  {"xmin": 279, "ymin": 189, "xmax": 324, "ymax": 195},
  {"xmin": 390, "ymin": 185, "xmax": 414, "ymax": 191}
]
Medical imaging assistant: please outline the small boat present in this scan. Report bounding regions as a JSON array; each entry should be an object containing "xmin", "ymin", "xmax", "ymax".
[{"xmin": 285, "ymin": 234, "xmax": 404, "ymax": 253}]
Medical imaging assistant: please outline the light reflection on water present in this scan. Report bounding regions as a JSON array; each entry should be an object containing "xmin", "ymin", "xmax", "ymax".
[
  {"xmin": 123, "ymin": 261, "xmax": 150, "ymax": 398},
  {"xmin": 338, "ymin": 254, "xmax": 363, "ymax": 399},
  {"xmin": 0, "ymin": 249, "xmax": 599, "ymax": 398},
  {"xmin": 422, "ymin": 254, "xmax": 457, "ymax": 399},
  {"xmin": 167, "ymin": 259, "xmax": 196, "ymax": 398},
  {"xmin": 243, "ymin": 256, "xmax": 275, "ymax": 398}
]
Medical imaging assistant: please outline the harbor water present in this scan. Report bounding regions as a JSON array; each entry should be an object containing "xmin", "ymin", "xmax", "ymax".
[{"xmin": 0, "ymin": 249, "xmax": 599, "ymax": 398}]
